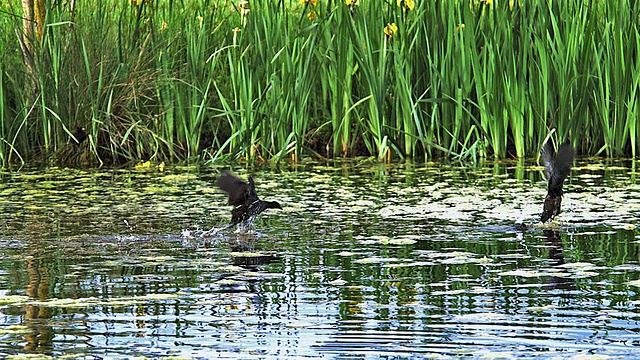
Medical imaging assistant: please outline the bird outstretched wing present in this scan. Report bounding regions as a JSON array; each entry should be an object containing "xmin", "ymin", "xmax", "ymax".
[
  {"xmin": 540, "ymin": 140, "xmax": 575, "ymax": 196},
  {"xmin": 215, "ymin": 172, "xmax": 250, "ymax": 205},
  {"xmin": 215, "ymin": 172, "xmax": 278, "ymax": 227},
  {"xmin": 539, "ymin": 140, "xmax": 575, "ymax": 222},
  {"xmin": 540, "ymin": 139, "xmax": 556, "ymax": 182},
  {"xmin": 554, "ymin": 143, "xmax": 575, "ymax": 181}
]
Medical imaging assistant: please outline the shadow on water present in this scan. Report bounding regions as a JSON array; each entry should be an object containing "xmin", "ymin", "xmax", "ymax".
[{"xmin": 0, "ymin": 160, "xmax": 639, "ymax": 358}]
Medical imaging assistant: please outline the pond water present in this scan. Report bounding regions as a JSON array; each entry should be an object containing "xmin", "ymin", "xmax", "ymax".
[{"xmin": 0, "ymin": 159, "xmax": 639, "ymax": 359}]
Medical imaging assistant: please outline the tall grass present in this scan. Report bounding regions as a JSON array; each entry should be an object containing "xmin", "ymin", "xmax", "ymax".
[{"xmin": 1, "ymin": 0, "xmax": 639, "ymax": 167}]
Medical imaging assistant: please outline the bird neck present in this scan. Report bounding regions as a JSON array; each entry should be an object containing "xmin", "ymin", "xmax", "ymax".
[{"xmin": 263, "ymin": 200, "xmax": 280, "ymax": 209}]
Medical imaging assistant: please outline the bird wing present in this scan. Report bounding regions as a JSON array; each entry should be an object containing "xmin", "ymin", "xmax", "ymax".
[
  {"xmin": 540, "ymin": 140, "xmax": 575, "ymax": 196},
  {"xmin": 215, "ymin": 172, "xmax": 249, "ymax": 205},
  {"xmin": 246, "ymin": 176, "xmax": 259, "ymax": 202},
  {"xmin": 540, "ymin": 139, "xmax": 556, "ymax": 181},
  {"xmin": 554, "ymin": 143, "xmax": 575, "ymax": 180}
]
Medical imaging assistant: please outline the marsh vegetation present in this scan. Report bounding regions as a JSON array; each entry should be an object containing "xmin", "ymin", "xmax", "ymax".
[{"xmin": 1, "ymin": 0, "xmax": 639, "ymax": 167}]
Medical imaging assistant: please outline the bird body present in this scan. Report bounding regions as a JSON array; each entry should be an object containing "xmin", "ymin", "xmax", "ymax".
[
  {"xmin": 71, "ymin": 126, "xmax": 87, "ymax": 155},
  {"xmin": 71, "ymin": 126, "xmax": 87, "ymax": 145},
  {"xmin": 540, "ymin": 140, "xmax": 575, "ymax": 223},
  {"xmin": 216, "ymin": 172, "xmax": 282, "ymax": 228}
]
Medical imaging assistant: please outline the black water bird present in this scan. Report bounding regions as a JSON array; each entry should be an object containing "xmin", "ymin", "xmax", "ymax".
[
  {"xmin": 71, "ymin": 126, "xmax": 87, "ymax": 154},
  {"xmin": 215, "ymin": 172, "xmax": 282, "ymax": 228},
  {"xmin": 540, "ymin": 140, "xmax": 575, "ymax": 223}
]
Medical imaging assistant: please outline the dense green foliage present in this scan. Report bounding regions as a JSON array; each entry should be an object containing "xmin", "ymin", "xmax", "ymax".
[{"xmin": 0, "ymin": 0, "xmax": 639, "ymax": 166}]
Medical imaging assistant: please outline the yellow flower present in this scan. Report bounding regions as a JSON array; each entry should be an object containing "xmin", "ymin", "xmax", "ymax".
[
  {"xmin": 384, "ymin": 23, "xmax": 398, "ymax": 37},
  {"xmin": 456, "ymin": 23, "xmax": 465, "ymax": 32},
  {"xmin": 307, "ymin": 10, "xmax": 319, "ymax": 20},
  {"xmin": 300, "ymin": 0, "xmax": 318, "ymax": 6},
  {"xmin": 481, "ymin": 0, "xmax": 492, "ymax": 5},
  {"xmin": 509, "ymin": 0, "xmax": 522, "ymax": 9},
  {"xmin": 345, "ymin": 0, "xmax": 359, "ymax": 6},
  {"xmin": 160, "ymin": 20, "xmax": 168, "ymax": 31},
  {"xmin": 397, "ymin": 0, "xmax": 414, "ymax": 10},
  {"xmin": 134, "ymin": 161, "xmax": 152, "ymax": 170}
]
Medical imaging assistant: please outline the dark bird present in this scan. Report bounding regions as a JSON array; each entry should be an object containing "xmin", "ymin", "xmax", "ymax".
[
  {"xmin": 215, "ymin": 172, "xmax": 282, "ymax": 228},
  {"xmin": 540, "ymin": 140, "xmax": 575, "ymax": 223},
  {"xmin": 71, "ymin": 126, "xmax": 87, "ymax": 154}
]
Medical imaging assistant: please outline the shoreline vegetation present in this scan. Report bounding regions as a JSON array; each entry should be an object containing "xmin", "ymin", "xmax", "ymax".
[{"xmin": 0, "ymin": 0, "xmax": 639, "ymax": 167}]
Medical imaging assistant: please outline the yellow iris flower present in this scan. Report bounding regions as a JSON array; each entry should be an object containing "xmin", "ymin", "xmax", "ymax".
[
  {"xmin": 307, "ymin": 10, "xmax": 319, "ymax": 20},
  {"xmin": 397, "ymin": 0, "xmax": 414, "ymax": 10},
  {"xmin": 384, "ymin": 23, "xmax": 398, "ymax": 37}
]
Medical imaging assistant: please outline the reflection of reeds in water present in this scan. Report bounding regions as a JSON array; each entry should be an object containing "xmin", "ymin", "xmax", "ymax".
[{"xmin": 24, "ymin": 251, "xmax": 53, "ymax": 352}]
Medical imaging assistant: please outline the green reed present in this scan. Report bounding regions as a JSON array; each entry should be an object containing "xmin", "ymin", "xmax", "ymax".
[
  {"xmin": 0, "ymin": 0, "xmax": 639, "ymax": 166},
  {"xmin": 0, "ymin": 67, "xmax": 6, "ymax": 166},
  {"xmin": 318, "ymin": 2, "xmax": 356, "ymax": 157}
]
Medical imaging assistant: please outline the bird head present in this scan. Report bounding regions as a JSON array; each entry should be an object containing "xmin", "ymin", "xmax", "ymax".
[{"xmin": 267, "ymin": 201, "xmax": 282, "ymax": 210}]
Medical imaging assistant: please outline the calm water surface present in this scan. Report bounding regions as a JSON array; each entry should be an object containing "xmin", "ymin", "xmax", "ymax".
[{"xmin": 0, "ymin": 160, "xmax": 640, "ymax": 359}]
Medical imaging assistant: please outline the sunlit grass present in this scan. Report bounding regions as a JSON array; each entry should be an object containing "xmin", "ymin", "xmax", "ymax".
[{"xmin": 0, "ymin": 0, "xmax": 639, "ymax": 166}]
